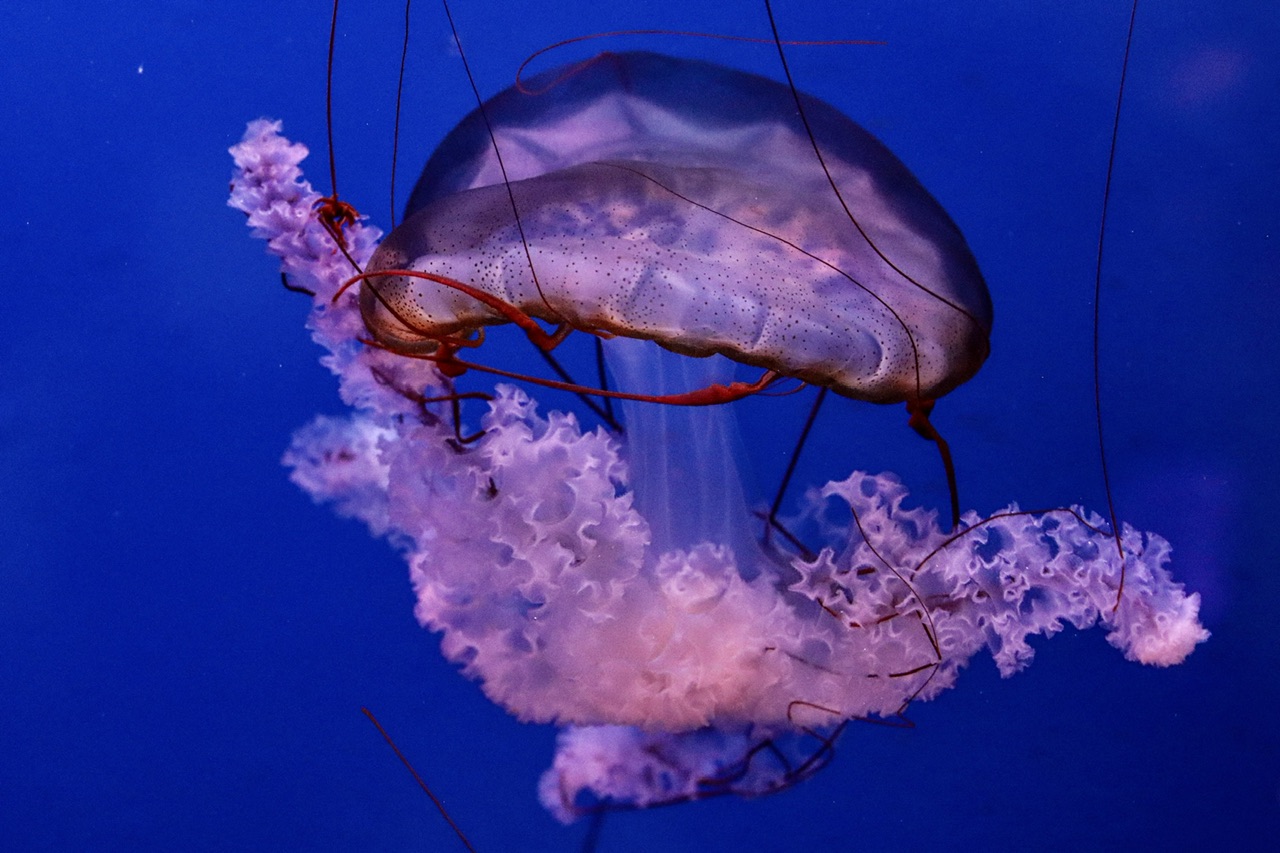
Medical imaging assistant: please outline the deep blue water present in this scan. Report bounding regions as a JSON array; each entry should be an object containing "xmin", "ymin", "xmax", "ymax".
[{"xmin": 3, "ymin": 1, "xmax": 1276, "ymax": 850}]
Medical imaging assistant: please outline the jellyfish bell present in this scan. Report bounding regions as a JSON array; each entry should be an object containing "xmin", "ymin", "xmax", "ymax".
[
  {"xmin": 228, "ymin": 0, "xmax": 1208, "ymax": 829},
  {"xmin": 360, "ymin": 49, "xmax": 993, "ymax": 408}
]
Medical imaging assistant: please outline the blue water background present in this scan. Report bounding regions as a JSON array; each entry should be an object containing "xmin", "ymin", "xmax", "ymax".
[{"xmin": 2, "ymin": 1, "xmax": 1276, "ymax": 849}]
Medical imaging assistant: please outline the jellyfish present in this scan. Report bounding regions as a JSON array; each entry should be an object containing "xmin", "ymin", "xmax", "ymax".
[{"xmin": 228, "ymin": 48, "xmax": 1206, "ymax": 822}]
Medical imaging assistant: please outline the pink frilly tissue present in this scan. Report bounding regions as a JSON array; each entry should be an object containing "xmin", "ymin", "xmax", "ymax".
[{"xmin": 229, "ymin": 119, "xmax": 1208, "ymax": 822}]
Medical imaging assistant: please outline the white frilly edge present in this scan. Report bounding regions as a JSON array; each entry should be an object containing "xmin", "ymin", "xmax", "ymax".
[{"xmin": 230, "ymin": 121, "xmax": 1208, "ymax": 822}]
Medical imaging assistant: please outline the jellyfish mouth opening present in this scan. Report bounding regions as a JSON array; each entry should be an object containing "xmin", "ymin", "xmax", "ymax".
[{"xmin": 601, "ymin": 339, "xmax": 763, "ymax": 559}]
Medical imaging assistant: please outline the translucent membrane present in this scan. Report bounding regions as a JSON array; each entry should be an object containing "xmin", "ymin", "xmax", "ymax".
[{"xmin": 363, "ymin": 52, "xmax": 992, "ymax": 404}]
